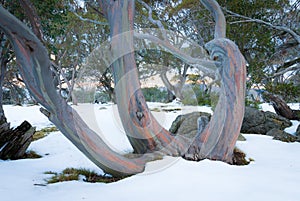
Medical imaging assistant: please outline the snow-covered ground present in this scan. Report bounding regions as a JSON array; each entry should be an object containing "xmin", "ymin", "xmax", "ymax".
[{"xmin": 0, "ymin": 103, "xmax": 300, "ymax": 201}]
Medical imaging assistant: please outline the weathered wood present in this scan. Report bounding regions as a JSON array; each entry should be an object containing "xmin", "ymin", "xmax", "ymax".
[
  {"xmin": 263, "ymin": 93, "xmax": 299, "ymax": 120},
  {"xmin": 101, "ymin": 0, "xmax": 246, "ymax": 164},
  {"xmin": 0, "ymin": 120, "xmax": 35, "ymax": 159}
]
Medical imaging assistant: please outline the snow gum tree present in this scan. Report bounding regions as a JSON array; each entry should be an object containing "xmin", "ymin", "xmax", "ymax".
[{"xmin": 0, "ymin": 0, "xmax": 246, "ymax": 177}]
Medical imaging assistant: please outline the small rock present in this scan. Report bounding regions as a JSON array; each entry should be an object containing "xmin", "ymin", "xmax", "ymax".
[
  {"xmin": 237, "ymin": 134, "xmax": 246, "ymax": 141},
  {"xmin": 169, "ymin": 112, "xmax": 211, "ymax": 138}
]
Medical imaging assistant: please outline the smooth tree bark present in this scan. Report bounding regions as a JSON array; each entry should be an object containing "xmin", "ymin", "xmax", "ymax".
[
  {"xmin": 183, "ymin": 0, "xmax": 246, "ymax": 163},
  {"xmin": 0, "ymin": 5, "xmax": 147, "ymax": 177},
  {"xmin": 98, "ymin": 0, "xmax": 190, "ymax": 155},
  {"xmin": 99, "ymin": 0, "xmax": 246, "ymax": 163},
  {"xmin": 0, "ymin": 0, "xmax": 247, "ymax": 176},
  {"xmin": 160, "ymin": 64, "xmax": 189, "ymax": 101}
]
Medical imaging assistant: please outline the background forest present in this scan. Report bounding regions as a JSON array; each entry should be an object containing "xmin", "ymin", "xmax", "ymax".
[{"xmin": 0, "ymin": 0, "xmax": 299, "ymax": 106}]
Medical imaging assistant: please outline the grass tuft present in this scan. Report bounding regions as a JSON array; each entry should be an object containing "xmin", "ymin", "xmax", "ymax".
[
  {"xmin": 21, "ymin": 150, "xmax": 42, "ymax": 159},
  {"xmin": 33, "ymin": 126, "xmax": 58, "ymax": 141},
  {"xmin": 45, "ymin": 168, "xmax": 124, "ymax": 184},
  {"xmin": 150, "ymin": 108, "xmax": 161, "ymax": 112}
]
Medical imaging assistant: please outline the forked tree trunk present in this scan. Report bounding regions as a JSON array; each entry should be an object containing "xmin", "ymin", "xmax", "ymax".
[
  {"xmin": 0, "ymin": 0, "xmax": 247, "ymax": 176},
  {"xmin": 99, "ymin": 0, "xmax": 189, "ymax": 155},
  {"xmin": 100, "ymin": 0, "xmax": 246, "ymax": 163}
]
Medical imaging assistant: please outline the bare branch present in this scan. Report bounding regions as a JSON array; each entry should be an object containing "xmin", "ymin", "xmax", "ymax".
[
  {"xmin": 276, "ymin": 57, "xmax": 300, "ymax": 72},
  {"xmin": 225, "ymin": 9, "xmax": 300, "ymax": 44},
  {"xmin": 229, "ymin": 20, "xmax": 257, "ymax": 24},
  {"xmin": 269, "ymin": 64, "xmax": 300, "ymax": 78},
  {"xmin": 160, "ymin": 69, "xmax": 175, "ymax": 93},
  {"xmin": 71, "ymin": 11, "xmax": 108, "ymax": 26},
  {"xmin": 134, "ymin": 32, "xmax": 218, "ymax": 79},
  {"xmin": 137, "ymin": 0, "xmax": 168, "ymax": 40},
  {"xmin": 86, "ymin": 2, "xmax": 105, "ymax": 17},
  {"xmin": 201, "ymin": 0, "xmax": 226, "ymax": 39}
]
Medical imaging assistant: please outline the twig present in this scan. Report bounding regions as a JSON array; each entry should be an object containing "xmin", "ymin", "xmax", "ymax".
[
  {"xmin": 72, "ymin": 11, "xmax": 108, "ymax": 26},
  {"xmin": 137, "ymin": 0, "xmax": 168, "ymax": 40}
]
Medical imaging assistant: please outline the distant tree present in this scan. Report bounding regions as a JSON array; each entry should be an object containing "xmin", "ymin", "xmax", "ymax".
[
  {"xmin": 134, "ymin": 0, "xmax": 215, "ymax": 101},
  {"xmin": 163, "ymin": 0, "xmax": 299, "ymax": 102},
  {"xmin": 221, "ymin": 0, "xmax": 299, "ymax": 101}
]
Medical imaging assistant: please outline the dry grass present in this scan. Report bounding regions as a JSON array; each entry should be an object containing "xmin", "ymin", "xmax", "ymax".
[
  {"xmin": 33, "ymin": 126, "xmax": 58, "ymax": 141},
  {"xmin": 45, "ymin": 168, "xmax": 124, "ymax": 184}
]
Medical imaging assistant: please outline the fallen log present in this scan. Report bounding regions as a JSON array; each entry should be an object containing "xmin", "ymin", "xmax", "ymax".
[{"xmin": 263, "ymin": 93, "xmax": 300, "ymax": 120}]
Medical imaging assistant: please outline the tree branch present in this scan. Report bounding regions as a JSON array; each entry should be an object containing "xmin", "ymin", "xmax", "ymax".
[
  {"xmin": 276, "ymin": 57, "xmax": 300, "ymax": 72},
  {"xmin": 269, "ymin": 63, "xmax": 300, "ymax": 78},
  {"xmin": 71, "ymin": 11, "xmax": 108, "ymax": 26},
  {"xmin": 134, "ymin": 32, "xmax": 218, "ymax": 79},
  {"xmin": 18, "ymin": 0, "xmax": 44, "ymax": 43},
  {"xmin": 0, "ymin": 5, "xmax": 147, "ymax": 177},
  {"xmin": 201, "ymin": 0, "xmax": 226, "ymax": 39},
  {"xmin": 160, "ymin": 69, "xmax": 175, "ymax": 93},
  {"xmin": 86, "ymin": 2, "xmax": 105, "ymax": 17},
  {"xmin": 137, "ymin": 0, "xmax": 168, "ymax": 40},
  {"xmin": 225, "ymin": 9, "xmax": 300, "ymax": 44}
]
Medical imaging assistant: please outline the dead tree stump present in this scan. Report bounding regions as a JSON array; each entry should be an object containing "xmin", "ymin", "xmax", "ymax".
[{"xmin": 0, "ymin": 120, "xmax": 36, "ymax": 159}]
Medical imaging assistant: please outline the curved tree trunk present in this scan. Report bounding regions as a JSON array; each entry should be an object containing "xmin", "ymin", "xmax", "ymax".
[
  {"xmin": 100, "ymin": 0, "xmax": 246, "ymax": 163},
  {"xmin": 99, "ymin": 0, "xmax": 189, "ymax": 155},
  {"xmin": 160, "ymin": 69, "xmax": 185, "ymax": 100},
  {"xmin": 0, "ymin": 0, "xmax": 247, "ymax": 176},
  {"xmin": 183, "ymin": 0, "xmax": 246, "ymax": 163},
  {"xmin": 184, "ymin": 38, "xmax": 246, "ymax": 163},
  {"xmin": 0, "ymin": 5, "xmax": 146, "ymax": 177}
]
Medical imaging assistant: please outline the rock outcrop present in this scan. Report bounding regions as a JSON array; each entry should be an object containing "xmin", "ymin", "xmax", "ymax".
[
  {"xmin": 241, "ymin": 107, "xmax": 291, "ymax": 134},
  {"xmin": 170, "ymin": 107, "xmax": 295, "ymax": 143}
]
